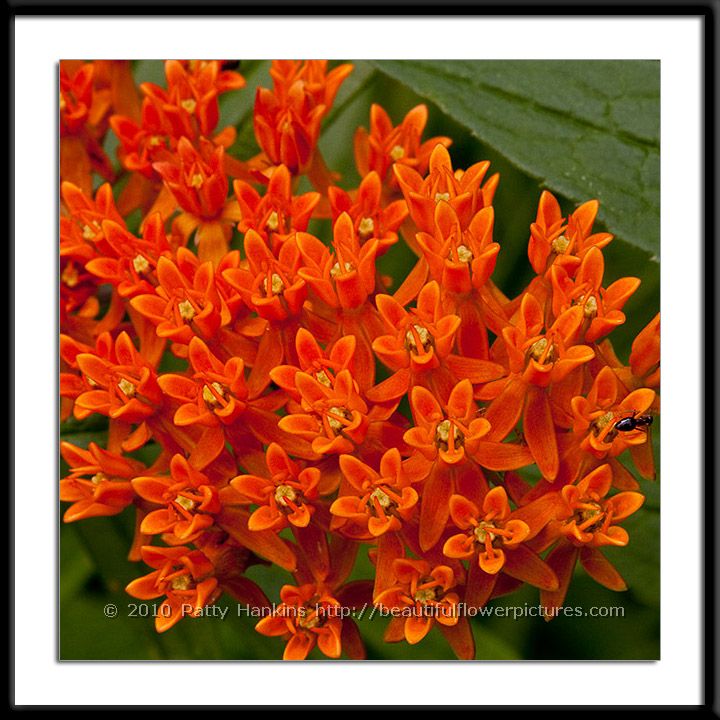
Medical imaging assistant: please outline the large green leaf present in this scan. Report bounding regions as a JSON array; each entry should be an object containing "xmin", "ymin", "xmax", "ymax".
[{"xmin": 370, "ymin": 60, "xmax": 659, "ymax": 257}]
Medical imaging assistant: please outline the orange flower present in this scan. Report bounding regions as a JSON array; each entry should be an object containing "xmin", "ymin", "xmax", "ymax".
[
  {"xmin": 253, "ymin": 60, "xmax": 352, "ymax": 177},
  {"xmin": 375, "ymin": 559, "xmax": 460, "ymax": 645},
  {"xmin": 278, "ymin": 369, "xmax": 370, "ymax": 455},
  {"xmin": 110, "ymin": 60, "xmax": 242, "ymax": 180},
  {"xmin": 405, "ymin": 380, "xmax": 533, "ymax": 551},
  {"xmin": 153, "ymin": 137, "xmax": 238, "ymax": 263},
  {"xmin": 130, "ymin": 250, "xmax": 228, "ymax": 348},
  {"xmin": 270, "ymin": 328, "xmax": 357, "ymax": 404},
  {"xmin": 328, "ymin": 171, "xmax": 409, "ymax": 255},
  {"xmin": 74, "ymin": 331, "xmax": 163, "ymax": 423},
  {"xmin": 629, "ymin": 312, "xmax": 660, "ymax": 388},
  {"xmin": 549, "ymin": 246, "xmax": 640, "ymax": 342},
  {"xmin": 369, "ymin": 280, "xmax": 504, "ymax": 402},
  {"xmin": 443, "ymin": 488, "xmax": 529, "ymax": 573},
  {"xmin": 444, "ymin": 488, "xmax": 560, "ymax": 609},
  {"xmin": 144, "ymin": 60, "xmax": 245, "ymax": 140},
  {"xmin": 570, "ymin": 366, "xmax": 656, "ymax": 465},
  {"xmin": 354, "ymin": 103, "xmax": 452, "ymax": 184},
  {"xmin": 483, "ymin": 296, "xmax": 595, "ymax": 479},
  {"xmin": 528, "ymin": 191, "xmax": 613, "ymax": 275},
  {"xmin": 231, "ymin": 443, "xmax": 320, "ymax": 531},
  {"xmin": 60, "ymin": 62, "xmax": 96, "ymax": 135},
  {"xmin": 394, "ymin": 144, "xmax": 497, "ymax": 233},
  {"xmin": 132, "ymin": 454, "xmax": 221, "ymax": 541},
  {"xmin": 60, "ymin": 441, "xmax": 140, "ymax": 522},
  {"xmin": 60, "ymin": 331, "xmax": 116, "ymax": 411},
  {"xmin": 60, "ymin": 181, "xmax": 126, "ymax": 261},
  {"xmin": 158, "ymin": 336, "xmax": 248, "ymax": 427},
  {"xmin": 405, "ymin": 380, "xmax": 531, "ymax": 471},
  {"xmin": 126, "ymin": 546, "xmax": 220, "ymax": 632},
  {"xmin": 255, "ymin": 583, "xmax": 344, "ymax": 660},
  {"xmin": 417, "ymin": 202, "xmax": 499, "ymax": 296},
  {"xmin": 298, "ymin": 212, "xmax": 379, "ymax": 312},
  {"xmin": 85, "ymin": 213, "xmax": 171, "ymax": 299},
  {"xmin": 223, "ymin": 230, "xmax": 307, "ymax": 324},
  {"xmin": 540, "ymin": 464, "xmax": 644, "ymax": 617},
  {"xmin": 556, "ymin": 464, "xmax": 645, "ymax": 548},
  {"xmin": 270, "ymin": 60, "xmax": 351, "ymax": 111},
  {"xmin": 296, "ymin": 213, "xmax": 386, "ymax": 388},
  {"xmin": 59, "ymin": 62, "xmax": 114, "ymax": 193},
  {"xmin": 331, "ymin": 449, "xmax": 419, "ymax": 538},
  {"xmin": 233, "ymin": 164, "xmax": 320, "ymax": 250}
]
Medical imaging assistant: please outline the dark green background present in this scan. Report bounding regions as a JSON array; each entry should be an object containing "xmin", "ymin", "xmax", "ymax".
[{"xmin": 61, "ymin": 60, "xmax": 660, "ymax": 660}]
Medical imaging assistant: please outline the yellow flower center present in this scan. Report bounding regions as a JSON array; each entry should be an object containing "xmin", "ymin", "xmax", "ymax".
[
  {"xmin": 551, "ymin": 234, "xmax": 570, "ymax": 254},
  {"xmin": 133, "ymin": 254, "xmax": 150, "ymax": 275},
  {"xmin": 592, "ymin": 411, "xmax": 616, "ymax": 436},
  {"xmin": 181, "ymin": 98, "xmax": 197, "ymax": 114},
  {"xmin": 266, "ymin": 211, "xmax": 279, "ymax": 232},
  {"xmin": 435, "ymin": 419, "xmax": 464, "ymax": 450},
  {"xmin": 170, "ymin": 574, "xmax": 192, "ymax": 591},
  {"xmin": 117, "ymin": 378, "xmax": 136, "ymax": 397},
  {"xmin": 330, "ymin": 261, "xmax": 355, "ymax": 279},
  {"xmin": 434, "ymin": 192, "xmax": 451, "ymax": 203},
  {"xmin": 414, "ymin": 587, "xmax": 438, "ymax": 604},
  {"xmin": 474, "ymin": 521, "xmax": 496, "ymax": 544},
  {"xmin": 274, "ymin": 484, "xmax": 298, "ymax": 507},
  {"xmin": 358, "ymin": 217, "xmax": 375, "ymax": 240},
  {"xmin": 61, "ymin": 264, "xmax": 80, "ymax": 288},
  {"xmin": 390, "ymin": 145, "xmax": 405, "ymax": 161},
  {"xmin": 263, "ymin": 273, "xmax": 285, "ymax": 295},
  {"xmin": 405, "ymin": 324, "xmax": 432, "ymax": 353},
  {"xmin": 91, "ymin": 472, "xmax": 106, "ymax": 485},
  {"xmin": 190, "ymin": 173, "xmax": 204, "ymax": 189},
  {"xmin": 456, "ymin": 244, "xmax": 473, "ymax": 263},
  {"xmin": 528, "ymin": 338, "xmax": 557, "ymax": 364},
  {"xmin": 327, "ymin": 406, "xmax": 351, "ymax": 433},
  {"xmin": 148, "ymin": 135, "xmax": 163, "ymax": 147},
  {"xmin": 579, "ymin": 503, "xmax": 603, "ymax": 524},
  {"xmin": 175, "ymin": 495, "xmax": 196, "ymax": 511},
  {"xmin": 178, "ymin": 299, "xmax": 196, "ymax": 321},
  {"xmin": 370, "ymin": 487, "xmax": 391, "ymax": 509},
  {"xmin": 583, "ymin": 295, "xmax": 598, "ymax": 318},
  {"xmin": 82, "ymin": 224, "xmax": 96, "ymax": 240},
  {"xmin": 316, "ymin": 370, "xmax": 332, "ymax": 387},
  {"xmin": 202, "ymin": 382, "xmax": 225, "ymax": 407}
]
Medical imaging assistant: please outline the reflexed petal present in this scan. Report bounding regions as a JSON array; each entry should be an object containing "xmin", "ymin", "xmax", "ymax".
[
  {"xmin": 484, "ymin": 378, "xmax": 525, "ymax": 441},
  {"xmin": 579, "ymin": 546, "xmax": 627, "ymax": 590},
  {"xmin": 502, "ymin": 544, "xmax": 558, "ymax": 590},
  {"xmin": 524, "ymin": 386, "xmax": 559, "ymax": 480},
  {"xmin": 541, "ymin": 542, "xmax": 579, "ymax": 620}
]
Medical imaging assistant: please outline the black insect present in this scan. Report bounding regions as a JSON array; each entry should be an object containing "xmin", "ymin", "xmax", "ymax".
[{"xmin": 613, "ymin": 411, "xmax": 654, "ymax": 433}]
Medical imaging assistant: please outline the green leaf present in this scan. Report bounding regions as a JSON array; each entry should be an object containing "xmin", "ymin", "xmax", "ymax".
[{"xmin": 370, "ymin": 60, "xmax": 659, "ymax": 256}]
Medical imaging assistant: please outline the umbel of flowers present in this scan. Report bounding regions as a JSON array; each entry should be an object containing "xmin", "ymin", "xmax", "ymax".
[{"xmin": 60, "ymin": 59, "xmax": 660, "ymax": 660}]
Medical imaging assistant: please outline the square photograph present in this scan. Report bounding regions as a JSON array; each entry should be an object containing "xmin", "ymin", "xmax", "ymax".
[{"xmin": 59, "ymin": 59, "xmax": 660, "ymax": 661}]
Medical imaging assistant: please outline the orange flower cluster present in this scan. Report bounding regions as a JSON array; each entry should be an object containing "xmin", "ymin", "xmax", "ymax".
[{"xmin": 60, "ymin": 60, "xmax": 660, "ymax": 660}]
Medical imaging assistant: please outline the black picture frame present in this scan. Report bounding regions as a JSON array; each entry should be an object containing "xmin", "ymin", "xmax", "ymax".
[{"xmin": 9, "ymin": 0, "xmax": 716, "ymax": 711}]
